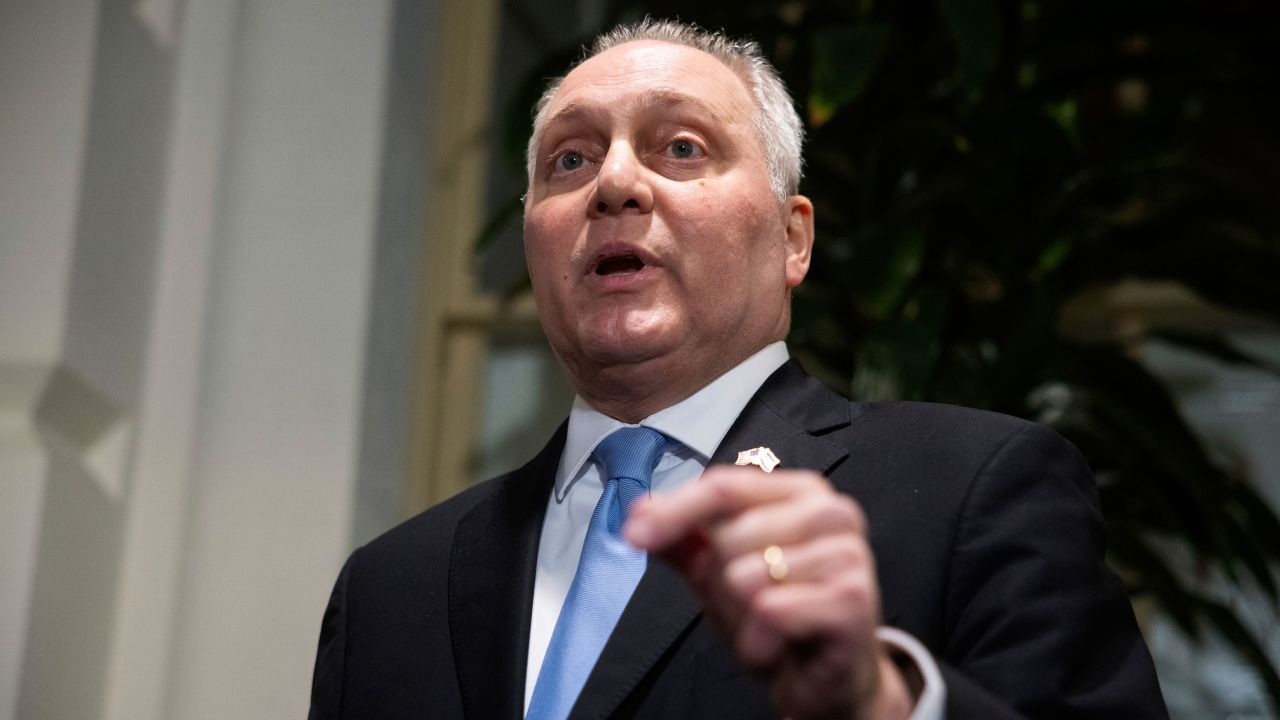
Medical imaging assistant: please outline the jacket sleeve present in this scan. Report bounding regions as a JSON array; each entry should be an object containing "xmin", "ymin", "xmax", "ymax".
[
  {"xmin": 940, "ymin": 423, "xmax": 1168, "ymax": 719},
  {"xmin": 309, "ymin": 551, "xmax": 355, "ymax": 720}
]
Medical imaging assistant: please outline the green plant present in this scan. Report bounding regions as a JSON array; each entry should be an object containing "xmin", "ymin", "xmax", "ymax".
[{"xmin": 485, "ymin": 0, "xmax": 1280, "ymax": 708}]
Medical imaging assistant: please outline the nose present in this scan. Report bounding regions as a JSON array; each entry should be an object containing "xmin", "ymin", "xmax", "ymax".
[{"xmin": 589, "ymin": 142, "xmax": 653, "ymax": 216}]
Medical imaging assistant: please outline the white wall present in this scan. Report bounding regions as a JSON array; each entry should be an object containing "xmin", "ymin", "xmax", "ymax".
[
  {"xmin": 0, "ymin": 1, "xmax": 420, "ymax": 718},
  {"xmin": 0, "ymin": 2, "xmax": 109, "ymax": 718},
  {"xmin": 161, "ymin": 3, "xmax": 390, "ymax": 717}
]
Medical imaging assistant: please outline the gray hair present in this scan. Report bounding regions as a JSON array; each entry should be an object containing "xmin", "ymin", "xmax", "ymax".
[{"xmin": 525, "ymin": 18, "xmax": 804, "ymax": 200}]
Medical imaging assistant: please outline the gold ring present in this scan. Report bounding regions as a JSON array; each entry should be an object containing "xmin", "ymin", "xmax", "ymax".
[{"xmin": 763, "ymin": 545, "xmax": 788, "ymax": 583}]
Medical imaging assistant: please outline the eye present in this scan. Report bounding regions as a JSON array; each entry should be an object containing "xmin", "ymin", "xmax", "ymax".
[
  {"xmin": 668, "ymin": 139, "xmax": 703, "ymax": 159},
  {"xmin": 556, "ymin": 151, "xmax": 586, "ymax": 172}
]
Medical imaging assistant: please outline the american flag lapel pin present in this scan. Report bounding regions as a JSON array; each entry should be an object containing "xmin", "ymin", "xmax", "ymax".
[{"xmin": 735, "ymin": 446, "xmax": 781, "ymax": 473}]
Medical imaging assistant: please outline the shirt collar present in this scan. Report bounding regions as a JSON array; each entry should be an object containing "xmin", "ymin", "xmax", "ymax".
[{"xmin": 555, "ymin": 341, "xmax": 790, "ymax": 498}]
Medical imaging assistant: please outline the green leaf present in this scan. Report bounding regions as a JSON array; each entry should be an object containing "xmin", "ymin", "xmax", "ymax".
[
  {"xmin": 1030, "ymin": 235, "xmax": 1073, "ymax": 280},
  {"xmin": 938, "ymin": 0, "xmax": 1003, "ymax": 101},
  {"xmin": 851, "ymin": 288, "xmax": 948, "ymax": 400},
  {"xmin": 1220, "ymin": 507, "xmax": 1279, "ymax": 604},
  {"xmin": 1107, "ymin": 526, "xmax": 1202, "ymax": 639},
  {"xmin": 809, "ymin": 23, "xmax": 890, "ymax": 127},
  {"xmin": 1042, "ymin": 99, "xmax": 1080, "ymax": 145},
  {"xmin": 852, "ymin": 229, "xmax": 925, "ymax": 320},
  {"xmin": 1226, "ymin": 480, "xmax": 1280, "ymax": 607}
]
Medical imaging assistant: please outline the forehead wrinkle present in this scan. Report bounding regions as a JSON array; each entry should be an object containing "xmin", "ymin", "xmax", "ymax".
[
  {"xmin": 543, "ymin": 87, "xmax": 739, "ymax": 138},
  {"xmin": 632, "ymin": 88, "xmax": 734, "ymax": 125}
]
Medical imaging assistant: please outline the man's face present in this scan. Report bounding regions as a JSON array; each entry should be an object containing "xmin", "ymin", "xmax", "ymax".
[{"xmin": 524, "ymin": 41, "xmax": 812, "ymax": 395}]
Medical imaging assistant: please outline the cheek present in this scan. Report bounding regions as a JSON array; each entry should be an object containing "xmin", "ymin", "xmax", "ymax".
[
  {"xmin": 669, "ymin": 188, "xmax": 782, "ymax": 265},
  {"xmin": 524, "ymin": 210, "xmax": 577, "ymax": 287}
]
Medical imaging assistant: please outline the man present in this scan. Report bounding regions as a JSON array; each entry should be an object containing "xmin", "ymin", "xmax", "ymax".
[{"xmin": 309, "ymin": 19, "xmax": 1168, "ymax": 719}]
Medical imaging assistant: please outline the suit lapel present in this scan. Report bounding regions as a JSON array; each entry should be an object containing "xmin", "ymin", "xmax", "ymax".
[
  {"xmin": 567, "ymin": 556, "xmax": 700, "ymax": 720},
  {"xmin": 569, "ymin": 360, "xmax": 851, "ymax": 719},
  {"xmin": 449, "ymin": 423, "xmax": 566, "ymax": 720},
  {"xmin": 705, "ymin": 360, "xmax": 850, "ymax": 474}
]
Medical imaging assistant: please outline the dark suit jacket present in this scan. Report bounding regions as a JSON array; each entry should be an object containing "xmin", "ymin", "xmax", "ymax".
[{"xmin": 309, "ymin": 360, "xmax": 1168, "ymax": 719}]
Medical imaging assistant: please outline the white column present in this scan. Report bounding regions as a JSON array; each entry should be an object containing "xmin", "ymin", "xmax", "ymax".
[
  {"xmin": 0, "ymin": 3, "xmax": 103, "ymax": 719},
  {"xmin": 1, "ymin": 2, "xmax": 403, "ymax": 718},
  {"xmin": 101, "ymin": 0, "xmax": 236, "ymax": 718},
  {"xmin": 159, "ymin": 3, "xmax": 393, "ymax": 718}
]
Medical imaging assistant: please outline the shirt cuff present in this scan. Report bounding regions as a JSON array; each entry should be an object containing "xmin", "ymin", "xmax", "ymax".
[{"xmin": 875, "ymin": 626, "xmax": 946, "ymax": 720}]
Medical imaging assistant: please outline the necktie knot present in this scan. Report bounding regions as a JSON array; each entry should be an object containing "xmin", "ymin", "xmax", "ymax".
[
  {"xmin": 591, "ymin": 426, "xmax": 667, "ymax": 536},
  {"xmin": 591, "ymin": 426, "xmax": 667, "ymax": 489}
]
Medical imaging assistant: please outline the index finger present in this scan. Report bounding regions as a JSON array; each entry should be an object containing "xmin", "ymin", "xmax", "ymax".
[{"xmin": 625, "ymin": 465, "xmax": 826, "ymax": 551}]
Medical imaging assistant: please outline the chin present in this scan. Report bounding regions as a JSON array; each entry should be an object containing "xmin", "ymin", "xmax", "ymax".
[
  {"xmin": 572, "ymin": 310, "xmax": 680, "ymax": 365},
  {"xmin": 575, "ymin": 327, "xmax": 682, "ymax": 371},
  {"xmin": 580, "ymin": 338, "xmax": 668, "ymax": 369}
]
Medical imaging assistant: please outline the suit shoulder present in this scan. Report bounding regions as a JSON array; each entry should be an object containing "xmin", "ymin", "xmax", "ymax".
[
  {"xmin": 855, "ymin": 398, "xmax": 1032, "ymax": 427},
  {"xmin": 834, "ymin": 399, "xmax": 1084, "ymax": 488},
  {"xmin": 851, "ymin": 400, "xmax": 1047, "ymax": 445}
]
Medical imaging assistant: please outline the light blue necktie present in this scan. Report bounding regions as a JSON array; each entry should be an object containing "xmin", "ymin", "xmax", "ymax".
[{"xmin": 525, "ymin": 426, "xmax": 668, "ymax": 720}]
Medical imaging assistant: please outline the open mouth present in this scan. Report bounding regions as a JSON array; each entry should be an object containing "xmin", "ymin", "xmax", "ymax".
[{"xmin": 594, "ymin": 253, "xmax": 646, "ymax": 275}]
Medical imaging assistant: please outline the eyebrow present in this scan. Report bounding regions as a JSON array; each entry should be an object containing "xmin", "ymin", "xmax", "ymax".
[{"xmin": 544, "ymin": 88, "xmax": 733, "ymax": 132}]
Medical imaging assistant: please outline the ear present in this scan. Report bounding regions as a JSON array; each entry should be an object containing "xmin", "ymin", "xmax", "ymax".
[{"xmin": 783, "ymin": 194, "xmax": 815, "ymax": 288}]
